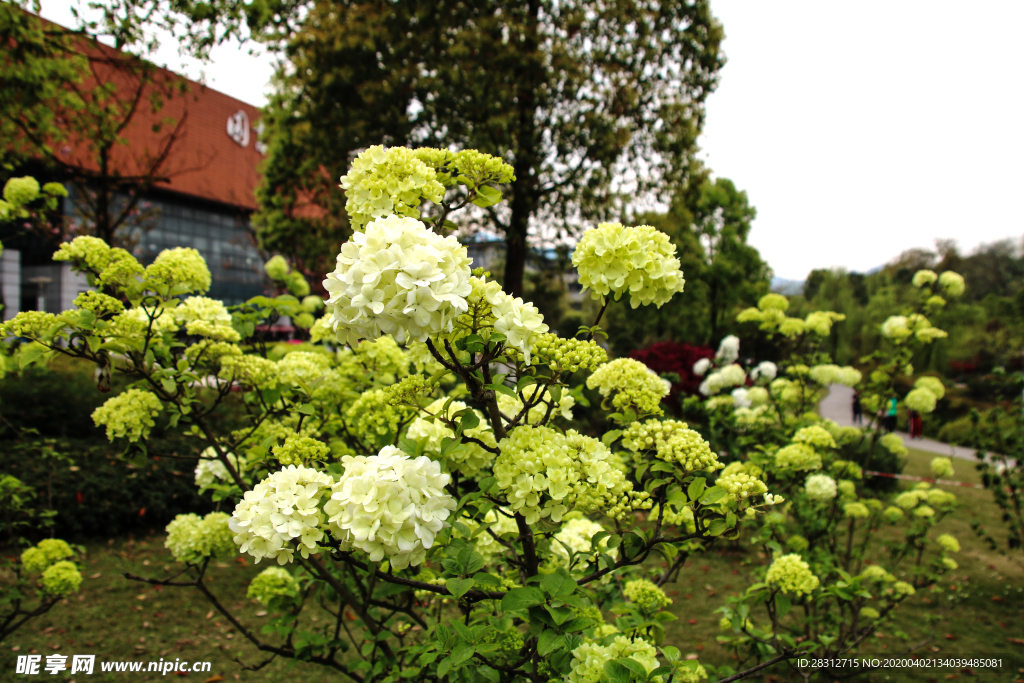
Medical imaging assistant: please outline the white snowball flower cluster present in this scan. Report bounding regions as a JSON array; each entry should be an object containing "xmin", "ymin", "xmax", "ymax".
[
  {"xmin": 715, "ymin": 335, "xmax": 740, "ymax": 365},
  {"xmin": 749, "ymin": 361, "xmax": 777, "ymax": 383},
  {"xmin": 229, "ymin": 465, "xmax": 334, "ymax": 565},
  {"xmin": 698, "ymin": 364, "xmax": 747, "ymax": 396},
  {"xmin": 323, "ymin": 215, "xmax": 473, "ymax": 345},
  {"xmin": 881, "ymin": 315, "xmax": 912, "ymax": 340},
  {"xmin": 494, "ymin": 426, "xmax": 648, "ymax": 523},
  {"xmin": 194, "ymin": 448, "xmax": 244, "ymax": 488},
  {"xmin": 325, "ymin": 446, "xmax": 456, "ymax": 570},
  {"xmin": 549, "ymin": 517, "xmax": 617, "ymax": 568},
  {"xmin": 571, "ymin": 222, "xmax": 686, "ymax": 308},
  {"xmin": 731, "ymin": 387, "xmax": 751, "ymax": 408},
  {"xmin": 406, "ymin": 398, "xmax": 497, "ymax": 477},
  {"xmin": 692, "ymin": 358, "xmax": 712, "ymax": 376},
  {"xmin": 805, "ymin": 474, "xmax": 838, "ymax": 502},
  {"xmin": 485, "ymin": 287, "xmax": 549, "ymax": 363}
]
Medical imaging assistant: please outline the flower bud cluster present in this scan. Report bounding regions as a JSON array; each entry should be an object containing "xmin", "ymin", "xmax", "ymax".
[
  {"xmin": 92, "ymin": 388, "xmax": 163, "ymax": 442},
  {"xmin": 623, "ymin": 579, "xmax": 672, "ymax": 612},
  {"xmin": 326, "ymin": 447, "xmax": 456, "ymax": 570},
  {"xmin": 530, "ymin": 333, "xmax": 607, "ymax": 373},
  {"xmin": 345, "ymin": 388, "xmax": 414, "ymax": 439},
  {"xmin": 717, "ymin": 472, "xmax": 768, "ymax": 501},
  {"xmin": 229, "ymin": 465, "xmax": 334, "ymax": 565},
  {"xmin": 74, "ymin": 291, "xmax": 124, "ymax": 318},
  {"xmin": 247, "ymin": 567, "xmax": 300, "ymax": 605},
  {"xmin": 843, "ymin": 502, "xmax": 871, "ymax": 519},
  {"xmin": 930, "ymin": 457, "xmax": 954, "ymax": 479},
  {"xmin": 277, "ymin": 351, "xmax": 333, "ymax": 386},
  {"xmin": 165, "ymin": 512, "xmax": 236, "ymax": 564},
  {"xmin": 273, "ymin": 436, "xmax": 331, "ymax": 466},
  {"xmin": 144, "ymin": 247, "xmax": 212, "ymax": 293},
  {"xmin": 194, "ymin": 449, "xmax": 244, "ymax": 489},
  {"xmin": 42, "ymin": 562, "xmax": 82, "ymax": 597},
  {"xmin": 324, "ymin": 215, "xmax": 473, "ymax": 345},
  {"xmin": 571, "ymin": 222, "xmax": 685, "ymax": 308},
  {"xmin": 587, "ymin": 358, "xmax": 670, "ymax": 415},
  {"xmin": 936, "ymin": 533, "xmax": 960, "ymax": 553},
  {"xmin": 621, "ymin": 420, "xmax": 722, "ymax": 473},
  {"xmin": 220, "ymin": 355, "xmax": 280, "ymax": 389},
  {"xmin": 766, "ymin": 554, "xmax": 820, "ymax": 595}
]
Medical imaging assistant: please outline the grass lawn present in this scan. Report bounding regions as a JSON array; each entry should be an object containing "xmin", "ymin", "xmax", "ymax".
[{"xmin": 1, "ymin": 447, "xmax": 1022, "ymax": 682}]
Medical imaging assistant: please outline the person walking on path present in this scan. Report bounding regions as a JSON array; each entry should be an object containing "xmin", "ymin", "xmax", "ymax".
[
  {"xmin": 908, "ymin": 409, "xmax": 922, "ymax": 439},
  {"xmin": 886, "ymin": 396, "xmax": 898, "ymax": 433},
  {"xmin": 851, "ymin": 390, "xmax": 863, "ymax": 425}
]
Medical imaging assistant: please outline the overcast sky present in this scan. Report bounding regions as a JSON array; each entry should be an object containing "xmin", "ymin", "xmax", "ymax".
[{"xmin": 41, "ymin": 1, "xmax": 1024, "ymax": 280}]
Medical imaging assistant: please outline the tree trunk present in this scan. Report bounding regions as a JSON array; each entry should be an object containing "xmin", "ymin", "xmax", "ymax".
[{"xmin": 502, "ymin": 0, "xmax": 541, "ymax": 299}]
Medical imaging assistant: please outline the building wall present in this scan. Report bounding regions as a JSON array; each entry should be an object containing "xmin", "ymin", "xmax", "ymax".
[
  {"xmin": 1, "ymin": 250, "xmax": 20, "ymax": 321},
  {"xmin": 21, "ymin": 263, "xmax": 89, "ymax": 314}
]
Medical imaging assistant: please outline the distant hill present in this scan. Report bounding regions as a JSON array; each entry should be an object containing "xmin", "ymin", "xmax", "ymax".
[{"xmin": 771, "ymin": 277, "xmax": 805, "ymax": 296}]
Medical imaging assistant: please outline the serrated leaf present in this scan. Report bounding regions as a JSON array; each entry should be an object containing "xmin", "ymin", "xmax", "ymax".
[
  {"xmin": 700, "ymin": 486, "xmax": 727, "ymax": 505},
  {"xmin": 540, "ymin": 570, "xmax": 577, "ymax": 599},
  {"xmin": 446, "ymin": 578, "xmax": 475, "ymax": 599},
  {"xmin": 537, "ymin": 629, "xmax": 565, "ymax": 656},
  {"xmin": 604, "ymin": 660, "xmax": 633, "ymax": 683},
  {"xmin": 501, "ymin": 587, "xmax": 546, "ymax": 612}
]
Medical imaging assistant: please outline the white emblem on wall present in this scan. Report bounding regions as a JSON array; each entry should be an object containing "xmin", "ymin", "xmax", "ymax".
[{"xmin": 226, "ymin": 110, "xmax": 250, "ymax": 147}]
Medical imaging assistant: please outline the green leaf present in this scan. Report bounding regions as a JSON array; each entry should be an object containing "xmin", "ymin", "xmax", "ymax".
[
  {"xmin": 559, "ymin": 617, "xmax": 596, "ymax": 633},
  {"xmin": 537, "ymin": 629, "xmax": 564, "ymax": 656},
  {"xmin": 472, "ymin": 185, "xmax": 503, "ymax": 208},
  {"xmin": 436, "ymin": 655, "xmax": 452, "ymax": 678},
  {"xmin": 501, "ymin": 587, "xmax": 546, "ymax": 612},
  {"xmin": 616, "ymin": 657, "xmax": 649, "ymax": 679},
  {"xmin": 540, "ymin": 570, "xmax": 577, "ymax": 599},
  {"xmin": 516, "ymin": 375, "xmax": 537, "ymax": 393},
  {"xmin": 446, "ymin": 578, "xmax": 475, "ymax": 599},
  {"xmin": 450, "ymin": 642, "xmax": 475, "ymax": 667},
  {"xmin": 548, "ymin": 384, "xmax": 562, "ymax": 402},
  {"xmin": 601, "ymin": 429, "xmax": 623, "ymax": 447},
  {"xmin": 707, "ymin": 519, "xmax": 729, "ymax": 536},
  {"xmin": 700, "ymin": 486, "xmax": 727, "ymax": 505},
  {"xmin": 294, "ymin": 404, "xmax": 315, "ymax": 415},
  {"xmin": 603, "ymin": 660, "xmax": 633, "ymax": 683},
  {"xmin": 688, "ymin": 477, "xmax": 706, "ymax": 502},
  {"xmin": 485, "ymin": 383, "xmax": 517, "ymax": 397}
]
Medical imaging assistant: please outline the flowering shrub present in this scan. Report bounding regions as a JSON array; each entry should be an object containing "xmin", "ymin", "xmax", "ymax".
[{"xmin": 3, "ymin": 147, "xmax": 786, "ymax": 682}]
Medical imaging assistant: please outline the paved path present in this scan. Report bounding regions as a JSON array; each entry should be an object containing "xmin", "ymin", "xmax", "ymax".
[{"xmin": 819, "ymin": 384, "xmax": 980, "ymax": 461}]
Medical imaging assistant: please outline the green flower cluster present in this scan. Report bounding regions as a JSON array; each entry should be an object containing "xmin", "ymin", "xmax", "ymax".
[
  {"xmin": 277, "ymin": 351, "xmax": 333, "ymax": 386},
  {"xmin": 808, "ymin": 364, "xmax": 862, "ymax": 387},
  {"xmin": 21, "ymin": 539, "xmax": 75, "ymax": 575},
  {"xmin": 144, "ymin": 247, "xmax": 211, "ymax": 293},
  {"xmin": 339, "ymin": 145, "xmax": 446, "ymax": 230},
  {"xmin": 220, "ymin": 355, "xmax": 280, "ymax": 389},
  {"xmin": 774, "ymin": 443, "xmax": 821, "ymax": 471},
  {"xmin": 566, "ymin": 635, "xmax": 662, "ymax": 683},
  {"xmin": 936, "ymin": 533, "xmax": 960, "ymax": 553},
  {"xmin": 41, "ymin": 561, "xmax": 82, "ymax": 597},
  {"xmin": 165, "ymin": 512, "xmax": 236, "ymax": 564},
  {"xmin": 91, "ymin": 388, "xmax": 163, "ymax": 442},
  {"xmin": 586, "ymin": 358, "xmax": 670, "ymax": 415},
  {"xmin": 792, "ymin": 425, "xmax": 837, "ymax": 450},
  {"xmin": 717, "ymin": 472, "xmax": 768, "ymax": 501},
  {"xmin": 623, "ymin": 579, "xmax": 672, "ymax": 612},
  {"xmin": 804, "ymin": 474, "xmax": 837, "ymax": 501},
  {"xmin": 247, "ymin": 567, "xmax": 300, "ymax": 605},
  {"xmin": 73, "ymin": 291, "xmax": 124, "ymax": 318},
  {"xmin": 530, "ymin": 333, "xmax": 608, "ymax": 373},
  {"xmin": 571, "ymin": 222, "xmax": 686, "ymax": 308},
  {"xmin": 273, "ymin": 436, "xmax": 330, "ymax": 466},
  {"xmin": 880, "ymin": 433, "xmax": 908, "ymax": 457},
  {"xmin": 2, "ymin": 310, "xmax": 60, "ymax": 339},
  {"xmin": 493, "ymin": 425, "xmax": 647, "ymax": 523},
  {"xmin": 930, "ymin": 457, "xmax": 954, "ymax": 479},
  {"xmin": 621, "ymin": 419, "xmax": 722, "ymax": 473},
  {"xmin": 345, "ymin": 388, "xmax": 414, "ymax": 438},
  {"xmin": 843, "ymin": 502, "xmax": 871, "ymax": 519},
  {"xmin": 382, "ymin": 374, "xmax": 431, "ymax": 407},
  {"xmin": 765, "ymin": 554, "xmax": 820, "ymax": 595}
]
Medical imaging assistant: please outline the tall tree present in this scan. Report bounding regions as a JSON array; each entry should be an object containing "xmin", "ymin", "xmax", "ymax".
[
  {"xmin": 83, "ymin": 0, "xmax": 725, "ymax": 295},
  {"xmin": 0, "ymin": 2, "xmax": 191, "ymax": 249}
]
